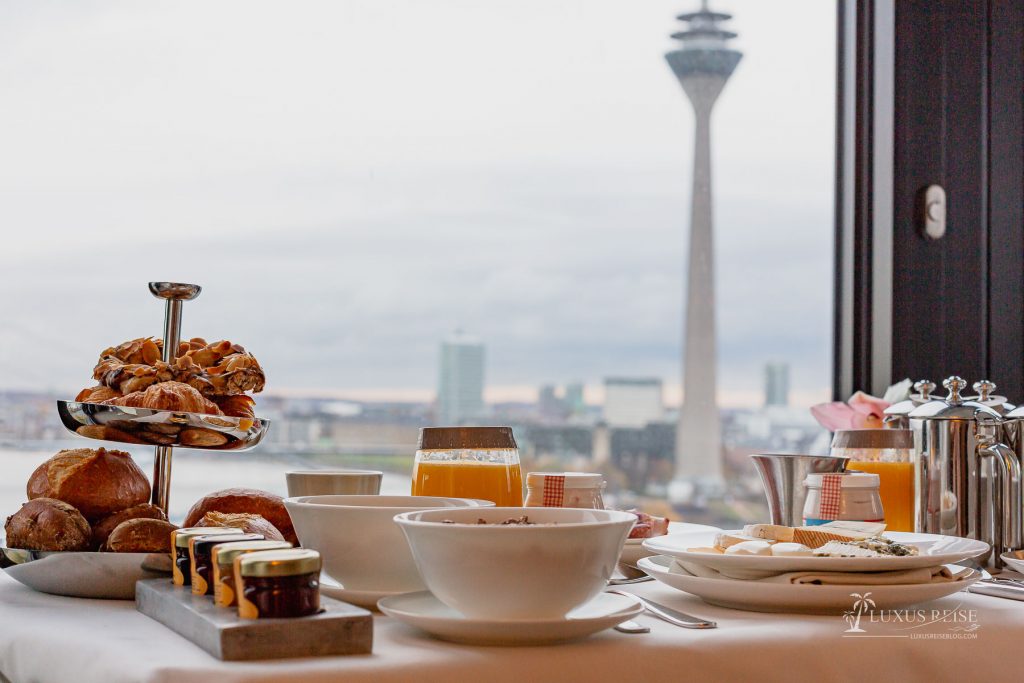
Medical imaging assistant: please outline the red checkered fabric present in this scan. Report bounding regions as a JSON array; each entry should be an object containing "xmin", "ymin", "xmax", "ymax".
[
  {"xmin": 819, "ymin": 473, "xmax": 843, "ymax": 520},
  {"xmin": 541, "ymin": 475, "xmax": 565, "ymax": 507}
]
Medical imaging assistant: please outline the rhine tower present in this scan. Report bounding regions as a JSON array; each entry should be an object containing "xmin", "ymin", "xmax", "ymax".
[{"xmin": 666, "ymin": 2, "xmax": 741, "ymax": 496}]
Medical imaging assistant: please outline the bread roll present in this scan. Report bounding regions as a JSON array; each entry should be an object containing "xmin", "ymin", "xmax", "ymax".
[
  {"xmin": 105, "ymin": 518, "xmax": 179, "ymax": 553},
  {"xmin": 91, "ymin": 503, "xmax": 167, "ymax": 549},
  {"xmin": 183, "ymin": 488, "xmax": 297, "ymax": 544},
  {"xmin": 104, "ymin": 381, "xmax": 223, "ymax": 415},
  {"xmin": 74, "ymin": 385, "xmax": 122, "ymax": 403},
  {"xmin": 27, "ymin": 448, "xmax": 150, "ymax": 520},
  {"xmin": 199, "ymin": 511, "xmax": 286, "ymax": 542},
  {"xmin": 5, "ymin": 498, "xmax": 91, "ymax": 551}
]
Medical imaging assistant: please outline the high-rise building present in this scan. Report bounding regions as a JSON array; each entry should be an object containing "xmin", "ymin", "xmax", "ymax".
[
  {"xmin": 764, "ymin": 362, "xmax": 790, "ymax": 407},
  {"xmin": 538, "ymin": 384, "xmax": 565, "ymax": 420},
  {"xmin": 564, "ymin": 382, "xmax": 586, "ymax": 415},
  {"xmin": 603, "ymin": 378, "xmax": 664, "ymax": 428},
  {"xmin": 437, "ymin": 331, "xmax": 485, "ymax": 425},
  {"xmin": 667, "ymin": 2, "xmax": 741, "ymax": 491}
]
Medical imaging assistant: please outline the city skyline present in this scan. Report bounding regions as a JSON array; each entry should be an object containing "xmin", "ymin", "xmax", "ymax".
[{"xmin": 0, "ymin": 1, "xmax": 835, "ymax": 411}]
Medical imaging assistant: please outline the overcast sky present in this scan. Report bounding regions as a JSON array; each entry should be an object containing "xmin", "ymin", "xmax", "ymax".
[{"xmin": 0, "ymin": 0, "xmax": 835, "ymax": 408}]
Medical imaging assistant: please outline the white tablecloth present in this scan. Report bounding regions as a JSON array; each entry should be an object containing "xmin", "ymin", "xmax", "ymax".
[{"xmin": 0, "ymin": 572, "xmax": 1020, "ymax": 683}]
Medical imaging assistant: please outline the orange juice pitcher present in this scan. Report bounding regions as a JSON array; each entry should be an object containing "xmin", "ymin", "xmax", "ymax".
[
  {"xmin": 412, "ymin": 427, "xmax": 524, "ymax": 506},
  {"xmin": 830, "ymin": 429, "xmax": 915, "ymax": 532}
]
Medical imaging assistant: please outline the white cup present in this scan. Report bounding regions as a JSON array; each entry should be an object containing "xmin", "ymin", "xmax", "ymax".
[{"xmin": 285, "ymin": 470, "xmax": 383, "ymax": 497}]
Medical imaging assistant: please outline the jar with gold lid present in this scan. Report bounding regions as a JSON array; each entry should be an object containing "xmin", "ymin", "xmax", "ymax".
[
  {"xmin": 190, "ymin": 533, "xmax": 265, "ymax": 596},
  {"xmin": 212, "ymin": 540, "xmax": 293, "ymax": 608},
  {"xmin": 235, "ymin": 549, "xmax": 322, "ymax": 619},
  {"xmin": 170, "ymin": 527, "xmax": 240, "ymax": 586}
]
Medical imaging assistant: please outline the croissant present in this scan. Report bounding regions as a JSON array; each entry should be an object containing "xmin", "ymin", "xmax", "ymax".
[
  {"xmin": 75, "ymin": 385, "xmax": 122, "ymax": 403},
  {"xmin": 104, "ymin": 381, "xmax": 223, "ymax": 415},
  {"xmin": 214, "ymin": 394, "xmax": 256, "ymax": 420}
]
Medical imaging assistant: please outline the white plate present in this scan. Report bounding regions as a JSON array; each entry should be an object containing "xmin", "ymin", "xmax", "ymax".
[
  {"xmin": 643, "ymin": 530, "xmax": 989, "ymax": 578},
  {"xmin": 378, "ymin": 591, "xmax": 643, "ymax": 645},
  {"xmin": 638, "ymin": 555, "xmax": 979, "ymax": 614},
  {"xmin": 1, "ymin": 549, "xmax": 170, "ymax": 600},
  {"xmin": 1000, "ymin": 551, "xmax": 1024, "ymax": 574},
  {"xmin": 319, "ymin": 574, "xmax": 404, "ymax": 611},
  {"xmin": 620, "ymin": 522, "xmax": 721, "ymax": 566}
]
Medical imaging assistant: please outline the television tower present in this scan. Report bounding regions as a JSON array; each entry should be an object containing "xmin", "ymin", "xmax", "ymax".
[{"xmin": 666, "ymin": 2, "xmax": 741, "ymax": 496}]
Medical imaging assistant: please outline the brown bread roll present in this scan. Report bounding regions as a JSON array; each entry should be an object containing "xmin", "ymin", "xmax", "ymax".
[
  {"xmin": 27, "ymin": 448, "xmax": 150, "ymax": 521},
  {"xmin": 5, "ymin": 498, "xmax": 91, "ymax": 551},
  {"xmin": 199, "ymin": 511, "xmax": 286, "ymax": 542},
  {"xmin": 105, "ymin": 518, "xmax": 179, "ymax": 553},
  {"xmin": 183, "ymin": 488, "xmax": 297, "ymax": 544},
  {"xmin": 91, "ymin": 503, "xmax": 167, "ymax": 549}
]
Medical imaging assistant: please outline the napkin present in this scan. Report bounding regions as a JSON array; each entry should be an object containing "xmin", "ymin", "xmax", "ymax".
[{"xmin": 671, "ymin": 559, "xmax": 973, "ymax": 585}]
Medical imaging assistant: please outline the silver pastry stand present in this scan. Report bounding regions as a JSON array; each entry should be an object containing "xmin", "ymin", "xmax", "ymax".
[{"xmin": 148, "ymin": 281, "xmax": 202, "ymax": 512}]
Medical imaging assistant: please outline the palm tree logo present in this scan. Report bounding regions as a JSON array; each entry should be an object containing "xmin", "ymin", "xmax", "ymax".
[{"xmin": 842, "ymin": 592, "xmax": 876, "ymax": 633}]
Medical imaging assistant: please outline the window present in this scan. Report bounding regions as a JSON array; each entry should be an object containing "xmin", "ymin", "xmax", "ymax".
[{"xmin": 0, "ymin": 1, "xmax": 836, "ymax": 526}]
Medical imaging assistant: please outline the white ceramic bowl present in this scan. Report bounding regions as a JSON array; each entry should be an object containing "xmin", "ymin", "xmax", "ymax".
[
  {"xmin": 394, "ymin": 506, "xmax": 637, "ymax": 620},
  {"xmin": 284, "ymin": 495, "xmax": 492, "ymax": 593}
]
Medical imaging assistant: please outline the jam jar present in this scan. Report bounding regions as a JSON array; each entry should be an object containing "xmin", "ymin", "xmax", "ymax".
[
  {"xmin": 236, "ymin": 549, "xmax": 322, "ymax": 619},
  {"xmin": 190, "ymin": 533, "xmax": 265, "ymax": 596},
  {"xmin": 212, "ymin": 540, "xmax": 293, "ymax": 608},
  {"xmin": 803, "ymin": 472, "xmax": 885, "ymax": 526},
  {"xmin": 524, "ymin": 472, "xmax": 606, "ymax": 509},
  {"xmin": 170, "ymin": 527, "xmax": 239, "ymax": 586}
]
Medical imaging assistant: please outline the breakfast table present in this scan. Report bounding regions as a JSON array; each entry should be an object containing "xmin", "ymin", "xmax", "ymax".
[{"xmin": 0, "ymin": 571, "xmax": 1019, "ymax": 683}]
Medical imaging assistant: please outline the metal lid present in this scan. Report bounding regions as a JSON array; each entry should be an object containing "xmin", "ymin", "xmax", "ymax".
[
  {"xmin": 831, "ymin": 429, "xmax": 913, "ymax": 449},
  {"xmin": 173, "ymin": 526, "xmax": 241, "ymax": 548},
  {"xmin": 417, "ymin": 426, "xmax": 517, "ymax": 450},
  {"xmin": 526, "ymin": 472, "xmax": 604, "ymax": 489},
  {"xmin": 805, "ymin": 472, "xmax": 881, "ymax": 489},
  {"xmin": 908, "ymin": 376, "xmax": 1003, "ymax": 421},
  {"xmin": 213, "ymin": 540, "xmax": 293, "ymax": 568},
  {"xmin": 238, "ymin": 549, "xmax": 321, "ymax": 578},
  {"xmin": 190, "ymin": 533, "xmax": 264, "ymax": 555},
  {"xmin": 883, "ymin": 379, "xmax": 935, "ymax": 416}
]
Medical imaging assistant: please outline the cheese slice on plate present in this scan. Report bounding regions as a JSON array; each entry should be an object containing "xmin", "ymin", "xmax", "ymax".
[
  {"xmin": 713, "ymin": 532, "xmax": 760, "ymax": 551},
  {"xmin": 741, "ymin": 524, "xmax": 795, "ymax": 542},
  {"xmin": 793, "ymin": 521, "xmax": 887, "ymax": 549}
]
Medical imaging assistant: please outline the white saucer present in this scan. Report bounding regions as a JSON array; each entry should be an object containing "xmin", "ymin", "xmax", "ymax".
[
  {"xmin": 638, "ymin": 554, "xmax": 979, "ymax": 614},
  {"xmin": 1001, "ymin": 551, "xmax": 1024, "ymax": 574},
  {"xmin": 378, "ymin": 591, "xmax": 643, "ymax": 645},
  {"xmin": 620, "ymin": 522, "xmax": 721, "ymax": 566},
  {"xmin": 319, "ymin": 574, "xmax": 404, "ymax": 611}
]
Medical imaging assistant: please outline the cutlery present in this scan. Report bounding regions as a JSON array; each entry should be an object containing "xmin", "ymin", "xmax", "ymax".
[
  {"xmin": 968, "ymin": 580, "xmax": 1024, "ymax": 601},
  {"xmin": 606, "ymin": 589, "xmax": 716, "ymax": 629},
  {"xmin": 608, "ymin": 575, "xmax": 654, "ymax": 585},
  {"xmin": 613, "ymin": 620, "xmax": 650, "ymax": 634}
]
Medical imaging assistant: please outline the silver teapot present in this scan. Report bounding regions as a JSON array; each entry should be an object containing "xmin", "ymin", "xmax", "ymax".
[{"xmin": 909, "ymin": 376, "xmax": 1021, "ymax": 567}]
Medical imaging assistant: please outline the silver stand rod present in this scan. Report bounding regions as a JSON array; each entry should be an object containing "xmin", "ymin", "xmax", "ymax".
[{"xmin": 148, "ymin": 282, "xmax": 201, "ymax": 514}]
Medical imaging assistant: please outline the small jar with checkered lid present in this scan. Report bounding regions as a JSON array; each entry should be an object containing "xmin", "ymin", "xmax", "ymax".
[
  {"xmin": 802, "ymin": 472, "xmax": 883, "ymax": 526},
  {"xmin": 524, "ymin": 472, "xmax": 606, "ymax": 509}
]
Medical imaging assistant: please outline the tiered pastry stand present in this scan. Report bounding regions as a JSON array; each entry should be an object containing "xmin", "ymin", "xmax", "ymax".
[
  {"xmin": 56, "ymin": 282, "xmax": 271, "ymax": 514},
  {"xmin": 2, "ymin": 282, "xmax": 270, "ymax": 598}
]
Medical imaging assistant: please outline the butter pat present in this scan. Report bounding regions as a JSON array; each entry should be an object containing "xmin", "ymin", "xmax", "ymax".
[
  {"xmin": 742, "ymin": 524, "xmax": 795, "ymax": 542},
  {"xmin": 770, "ymin": 542, "xmax": 812, "ymax": 557},
  {"xmin": 725, "ymin": 540, "xmax": 773, "ymax": 556}
]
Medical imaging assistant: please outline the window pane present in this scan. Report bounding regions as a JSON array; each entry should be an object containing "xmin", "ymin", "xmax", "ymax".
[{"xmin": 0, "ymin": 1, "xmax": 834, "ymax": 526}]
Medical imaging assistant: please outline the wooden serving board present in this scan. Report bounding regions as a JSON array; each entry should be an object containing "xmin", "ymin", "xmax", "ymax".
[{"xmin": 135, "ymin": 579, "xmax": 373, "ymax": 660}]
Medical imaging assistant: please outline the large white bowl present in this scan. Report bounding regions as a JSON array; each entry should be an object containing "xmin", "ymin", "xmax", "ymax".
[
  {"xmin": 284, "ymin": 495, "xmax": 492, "ymax": 593},
  {"xmin": 394, "ymin": 506, "xmax": 636, "ymax": 620}
]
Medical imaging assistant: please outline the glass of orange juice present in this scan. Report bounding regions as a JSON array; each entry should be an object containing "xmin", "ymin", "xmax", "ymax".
[
  {"xmin": 830, "ymin": 429, "xmax": 915, "ymax": 531},
  {"xmin": 411, "ymin": 427, "xmax": 523, "ymax": 506}
]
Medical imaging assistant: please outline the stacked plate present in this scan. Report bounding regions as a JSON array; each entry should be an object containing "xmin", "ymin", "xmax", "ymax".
[{"xmin": 639, "ymin": 530, "xmax": 988, "ymax": 614}]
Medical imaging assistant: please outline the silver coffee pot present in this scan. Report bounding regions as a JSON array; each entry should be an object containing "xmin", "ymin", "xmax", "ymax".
[{"xmin": 909, "ymin": 376, "xmax": 1022, "ymax": 567}]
